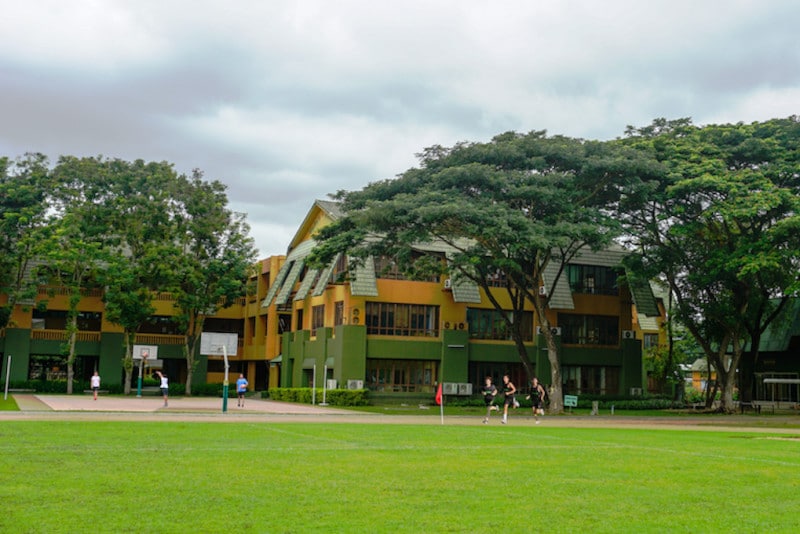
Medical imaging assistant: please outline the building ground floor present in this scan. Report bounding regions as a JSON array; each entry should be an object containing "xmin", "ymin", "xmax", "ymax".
[
  {"xmin": 280, "ymin": 324, "xmax": 647, "ymax": 399},
  {"xmin": 0, "ymin": 328, "xmax": 278, "ymax": 391}
]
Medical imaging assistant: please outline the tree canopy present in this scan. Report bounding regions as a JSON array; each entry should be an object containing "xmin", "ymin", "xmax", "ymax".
[
  {"xmin": 313, "ymin": 130, "xmax": 649, "ymax": 412},
  {"xmin": 618, "ymin": 116, "xmax": 800, "ymax": 411}
]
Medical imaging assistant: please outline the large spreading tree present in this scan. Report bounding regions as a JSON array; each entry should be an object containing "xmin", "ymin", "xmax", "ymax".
[
  {"xmin": 618, "ymin": 117, "xmax": 800, "ymax": 411},
  {"xmin": 0, "ymin": 153, "xmax": 52, "ymax": 328},
  {"xmin": 166, "ymin": 170, "xmax": 257, "ymax": 396},
  {"xmin": 313, "ymin": 130, "xmax": 643, "ymax": 413},
  {"xmin": 101, "ymin": 159, "xmax": 181, "ymax": 394}
]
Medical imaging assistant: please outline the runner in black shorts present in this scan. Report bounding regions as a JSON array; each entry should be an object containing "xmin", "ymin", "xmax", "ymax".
[
  {"xmin": 480, "ymin": 376, "xmax": 498, "ymax": 424},
  {"xmin": 527, "ymin": 376, "xmax": 546, "ymax": 424},
  {"xmin": 501, "ymin": 374, "xmax": 516, "ymax": 424}
]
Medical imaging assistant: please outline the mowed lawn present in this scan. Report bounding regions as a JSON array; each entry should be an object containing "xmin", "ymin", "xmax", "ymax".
[{"xmin": 1, "ymin": 421, "xmax": 798, "ymax": 533}]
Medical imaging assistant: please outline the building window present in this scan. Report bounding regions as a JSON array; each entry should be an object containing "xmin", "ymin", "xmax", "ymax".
[
  {"xmin": 137, "ymin": 315, "xmax": 181, "ymax": 335},
  {"xmin": 334, "ymin": 301, "xmax": 344, "ymax": 326},
  {"xmin": 311, "ymin": 305, "xmax": 325, "ymax": 336},
  {"xmin": 374, "ymin": 252, "xmax": 442, "ymax": 282},
  {"xmin": 32, "ymin": 310, "xmax": 102, "ymax": 331},
  {"xmin": 643, "ymin": 333, "xmax": 659, "ymax": 349},
  {"xmin": 486, "ymin": 269, "xmax": 508, "ymax": 288},
  {"xmin": 332, "ymin": 254, "xmax": 348, "ymax": 284},
  {"xmin": 466, "ymin": 308, "xmax": 533, "ymax": 341},
  {"xmin": 562, "ymin": 365, "xmax": 620, "ymax": 395},
  {"xmin": 567, "ymin": 264, "xmax": 619, "ymax": 295},
  {"xmin": 365, "ymin": 302, "xmax": 440, "ymax": 337},
  {"xmin": 365, "ymin": 359, "xmax": 438, "ymax": 393},
  {"xmin": 560, "ymin": 314, "xmax": 619, "ymax": 345}
]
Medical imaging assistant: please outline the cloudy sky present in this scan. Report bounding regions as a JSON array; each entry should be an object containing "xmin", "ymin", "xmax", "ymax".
[{"xmin": 2, "ymin": 1, "xmax": 798, "ymax": 257}]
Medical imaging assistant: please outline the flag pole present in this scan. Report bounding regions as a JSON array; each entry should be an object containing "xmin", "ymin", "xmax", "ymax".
[{"xmin": 439, "ymin": 352, "xmax": 444, "ymax": 425}]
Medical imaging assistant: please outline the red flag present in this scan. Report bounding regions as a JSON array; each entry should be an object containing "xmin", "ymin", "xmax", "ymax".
[{"xmin": 435, "ymin": 383, "xmax": 443, "ymax": 406}]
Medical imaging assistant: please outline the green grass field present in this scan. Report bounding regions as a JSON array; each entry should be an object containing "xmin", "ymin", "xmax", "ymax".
[{"xmin": 1, "ymin": 421, "xmax": 798, "ymax": 533}]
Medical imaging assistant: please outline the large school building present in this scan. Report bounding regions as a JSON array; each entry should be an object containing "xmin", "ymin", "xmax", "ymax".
[{"xmin": 1, "ymin": 200, "xmax": 668, "ymax": 397}]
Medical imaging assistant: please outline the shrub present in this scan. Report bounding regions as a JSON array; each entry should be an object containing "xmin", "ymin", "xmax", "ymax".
[{"xmin": 265, "ymin": 388, "xmax": 369, "ymax": 406}]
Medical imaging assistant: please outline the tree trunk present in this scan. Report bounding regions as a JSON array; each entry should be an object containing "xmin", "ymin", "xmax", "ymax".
[
  {"xmin": 123, "ymin": 332, "xmax": 133, "ymax": 395},
  {"xmin": 66, "ymin": 317, "xmax": 77, "ymax": 395},
  {"xmin": 184, "ymin": 343, "xmax": 194, "ymax": 397},
  {"xmin": 545, "ymin": 332, "xmax": 563, "ymax": 414}
]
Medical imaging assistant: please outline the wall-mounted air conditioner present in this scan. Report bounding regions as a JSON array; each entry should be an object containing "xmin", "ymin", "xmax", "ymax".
[
  {"xmin": 443, "ymin": 278, "xmax": 452, "ymax": 290},
  {"xmin": 536, "ymin": 326, "xmax": 561, "ymax": 336},
  {"xmin": 443, "ymin": 382, "xmax": 458, "ymax": 395},
  {"xmin": 458, "ymin": 383, "xmax": 473, "ymax": 396},
  {"xmin": 539, "ymin": 286, "xmax": 547, "ymax": 296},
  {"xmin": 347, "ymin": 379, "xmax": 364, "ymax": 390},
  {"xmin": 622, "ymin": 330, "xmax": 635, "ymax": 340},
  {"xmin": 630, "ymin": 387, "xmax": 642, "ymax": 396}
]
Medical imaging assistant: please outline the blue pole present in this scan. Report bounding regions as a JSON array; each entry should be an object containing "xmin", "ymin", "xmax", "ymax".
[
  {"xmin": 222, "ymin": 345, "xmax": 229, "ymax": 413},
  {"xmin": 136, "ymin": 359, "xmax": 143, "ymax": 397}
]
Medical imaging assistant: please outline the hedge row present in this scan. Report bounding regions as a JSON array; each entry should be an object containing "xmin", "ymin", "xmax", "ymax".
[{"xmin": 266, "ymin": 388, "xmax": 369, "ymax": 406}]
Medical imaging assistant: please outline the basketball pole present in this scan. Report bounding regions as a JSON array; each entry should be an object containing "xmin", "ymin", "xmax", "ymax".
[{"xmin": 222, "ymin": 345, "xmax": 229, "ymax": 413}]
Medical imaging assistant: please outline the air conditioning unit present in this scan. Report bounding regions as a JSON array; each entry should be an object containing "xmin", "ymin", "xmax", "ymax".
[
  {"xmin": 550, "ymin": 327, "xmax": 561, "ymax": 336},
  {"xmin": 326, "ymin": 379, "xmax": 338, "ymax": 390},
  {"xmin": 443, "ymin": 278, "xmax": 452, "ymax": 290},
  {"xmin": 347, "ymin": 379, "xmax": 364, "ymax": 390},
  {"xmin": 622, "ymin": 330, "xmax": 635, "ymax": 340},
  {"xmin": 458, "ymin": 383, "xmax": 473, "ymax": 396},
  {"xmin": 630, "ymin": 387, "xmax": 642, "ymax": 396},
  {"xmin": 539, "ymin": 286, "xmax": 547, "ymax": 296},
  {"xmin": 443, "ymin": 382, "xmax": 458, "ymax": 395}
]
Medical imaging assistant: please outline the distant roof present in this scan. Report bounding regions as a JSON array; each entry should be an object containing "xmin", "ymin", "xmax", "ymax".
[{"xmin": 748, "ymin": 298, "xmax": 800, "ymax": 353}]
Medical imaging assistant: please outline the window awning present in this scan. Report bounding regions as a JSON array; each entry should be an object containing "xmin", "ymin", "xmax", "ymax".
[{"xmin": 302, "ymin": 358, "xmax": 316, "ymax": 369}]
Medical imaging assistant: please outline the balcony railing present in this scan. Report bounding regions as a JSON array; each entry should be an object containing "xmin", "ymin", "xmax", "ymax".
[
  {"xmin": 37, "ymin": 286, "xmax": 104, "ymax": 297},
  {"xmin": 30, "ymin": 329, "xmax": 101, "ymax": 342},
  {"xmin": 134, "ymin": 333, "xmax": 186, "ymax": 345}
]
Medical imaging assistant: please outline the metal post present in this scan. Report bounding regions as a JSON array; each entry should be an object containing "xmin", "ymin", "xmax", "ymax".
[
  {"xmin": 320, "ymin": 364, "xmax": 328, "ymax": 406},
  {"xmin": 3, "ymin": 355, "xmax": 11, "ymax": 401},
  {"xmin": 136, "ymin": 357, "xmax": 144, "ymax": 398},
  {"xmin": 312, "ymin": 364, "xmax": 317, "ymax": 405},
  {"xmin": 222, "ymin": 345, "xmax": 230, "ymax": 413},
  {"xmin": 440, "ymin": 353, "xmax": 444, "ymax": 425}
]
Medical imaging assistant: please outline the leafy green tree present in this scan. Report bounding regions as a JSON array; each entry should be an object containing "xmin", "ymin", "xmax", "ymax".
[
  {"xmin": 313, "ymin": 131, "xmax": 636, "ymax": 413},
  {"xmin": 167, "ymin": 170, "xmax": 256, "ymax": 395},
  {"xmin": 619, "ymin": 117, "xmax": 800, "ymax": 411},
  {"xmin": 39, "ymin": 156, "xmax": 117, "ymax": 393},
  {"xmin": 0, "ymin": 153, "xmax": 52, "ymax": 328},
  {"xmin": 101, "ymin": 159, "xmax": 180, "ymax": 394}
]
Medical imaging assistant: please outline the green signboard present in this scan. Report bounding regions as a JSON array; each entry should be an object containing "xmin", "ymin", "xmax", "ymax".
[{"xmin": 564, "ymin": 395, "xmax": 578, "ymax": 407}]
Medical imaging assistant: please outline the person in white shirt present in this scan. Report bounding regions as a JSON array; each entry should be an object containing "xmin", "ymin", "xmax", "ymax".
[
  {"xmin": 90, "ymin": 371, "xmax": 101, "ymax": 400},
  {"xmin": 155, "ymin": 371, "xmax": 169, "ymax": 407}
]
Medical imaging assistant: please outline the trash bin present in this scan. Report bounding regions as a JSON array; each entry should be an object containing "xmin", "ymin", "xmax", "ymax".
[{"xmin": 591, "ymin": 401, "xmax": 599, "ymax": 415}]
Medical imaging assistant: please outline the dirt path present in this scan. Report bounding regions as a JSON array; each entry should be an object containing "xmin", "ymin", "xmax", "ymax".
[{"xmin": 3, "ymin": 393, "xmax": 799, "ymax": 433}]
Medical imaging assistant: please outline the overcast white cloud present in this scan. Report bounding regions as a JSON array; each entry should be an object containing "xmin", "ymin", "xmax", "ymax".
[{"xmin": 2, "ymin": 0, "xmax": 798, "ymax": 256}]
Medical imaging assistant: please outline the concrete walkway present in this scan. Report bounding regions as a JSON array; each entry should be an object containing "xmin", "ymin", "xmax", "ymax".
[{"xmin": 9, "ymin": 393, "xmax": 358, "ymax": 415}]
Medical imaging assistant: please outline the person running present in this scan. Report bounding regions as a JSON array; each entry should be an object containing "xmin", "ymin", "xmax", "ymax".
[
  {"xmin": 236, "ymin": 373, "xmax": 249, "ymax": 407},
  {"xmin": 155, "ymin": 370, "xmax": 169, "ymax": 407},
  {"xmin": 480, "ymin": 376, "xmax": 498, "ymax": 424},
  {"xmin": 90, "ymin": 371, "xmax": 101, "ymax": 400},
  {"xmin": 501, "ymin": 374, "xmax": 516, "ymax": 424},
  {"xmin": 527, "ymin": 376, "xmax": 546, "ymax": 424}
]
